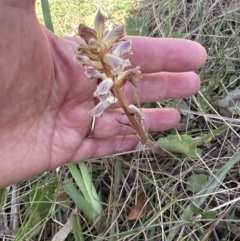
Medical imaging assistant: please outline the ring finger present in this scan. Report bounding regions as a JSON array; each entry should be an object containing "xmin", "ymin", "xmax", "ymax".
[{"xmin": 91, "ymin": 108, "xmax": 180, "ymax": 139}]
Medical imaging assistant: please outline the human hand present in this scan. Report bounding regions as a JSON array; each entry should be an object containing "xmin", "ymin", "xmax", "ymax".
[{"xmin": 0, "ymin": 1, "xmax": 206, "ymax": 187}]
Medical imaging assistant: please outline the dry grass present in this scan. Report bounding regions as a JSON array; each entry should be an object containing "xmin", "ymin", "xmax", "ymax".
[{"xmin": 1, "ymin": 0, "xmax": 240, "ymax": 240}]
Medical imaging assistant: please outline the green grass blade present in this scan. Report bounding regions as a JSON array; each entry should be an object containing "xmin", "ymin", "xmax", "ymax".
[
  {"xmin": 79, "ymin": 162, "xmax": 102, "ymax": 215},
  {"xmin": 40, "ymin": 0, "xmax": 54, "ymax": 32},
  {"xmin": 113, "ymin": 157, "xmax": 122, "ymax": 196},
  {"xmin": 70, "ymin": 215, "xmax": 85, "ymax": 241},
  {"xmin": 0, "ymin": 188, "xmax": 6, "ymax": 212},
  {"xmin": 167, "ymin": 151, "xmax": 240, "ymax": 240},
  {"xmin": 67, "ymin": 163, "xmax": 92, "ymax": 204},
  {"xmin": 194, "ymin": 124, "xmax": 229, "ymax": 146},
  {"xmin": 62, "ymin": 181, "xmax": 95, "ymax": 221},
  {"xmin": 14, "ymin": 179, "xmax": 59, "ymax": 240},
  {"xmin": 109, "ymin": 157, "xmax": 122, "ymax": 241}
]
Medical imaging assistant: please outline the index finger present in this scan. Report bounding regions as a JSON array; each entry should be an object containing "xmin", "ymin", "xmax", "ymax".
[{"xmin": 127, "ymin": 36, "xmax": 207, "ymax": 73}]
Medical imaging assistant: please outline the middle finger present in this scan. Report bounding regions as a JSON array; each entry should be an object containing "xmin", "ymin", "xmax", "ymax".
[
  {"xmin": 91, "ymin": 108, "xmax": 180, "ymax": 139},
  {"xmin": 123, "ymin": 71, "xmax": 200, "ymax": 105}
]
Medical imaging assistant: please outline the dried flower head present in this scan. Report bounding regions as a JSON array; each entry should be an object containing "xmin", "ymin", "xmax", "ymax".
[{"xmin": 74, "ymin": 11, "xmax": 153, "ymax": 145}]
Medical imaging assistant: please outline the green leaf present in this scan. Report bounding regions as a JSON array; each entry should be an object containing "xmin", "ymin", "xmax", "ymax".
[
  {"xmin": 226, "ymin": 62, "xmax": 235, "ymax": 72},
  {"xmin": 168, "ymin": 152, "xmax": 240, "ymax": 240},
  {"xmin": 41, "ymin": 0, "xmax": 54, "ymax": 32},
  {"xmin": 0, "ymin": 188, "xmax": 6, "ymax": 212},
  {"xmin": 229, "ymin": 74, "xmax": 238, "ymax": 88},
  {"xmin": 194, "ymin": 124, "xmax": 228, "ymax": 146},
  {"xmin": 113, "ymin": 1, "xmax": 135, "ymax": 13},
  {"xmin": 157, "ymin": 134, "xmax": 202, "ymax": 157},
  {"xmin": 125, "ymin": 17, "xmax": 148, "ymax": 36},
  {"xmin": 29, "ymin": 178, "xmax": 58, "ymax": 218},
  {"xmin": 70, "ymin": 215, "xmax": 85, "ymax": 241},
  {"xmin": 187, "ymin": 174, "xmax": 208, "ymax": 193},
  {"xmin": 68, "ymin": 163, "xmax": 91, "ymax": 203},
  {"xmin": 79, "ymin": 162, "xmax": 102, "ymax": 215},
  {"xmin": 62, "ymin": 181, "xmax": 95, "ymax": 221},
  {"xmin": 67, "ymin": 163, "xmax": 102, "ymax": 216},
  {"xmin": 190, "ymin": 203, "xmax": 201, "ymax": 215},
  {"xmin": 202, "ymin": 210, "xmax": 217, "ymax": 219},
  {"xmin": 170, "ymin": 32, "xmax": 185, "ymax": 38}
]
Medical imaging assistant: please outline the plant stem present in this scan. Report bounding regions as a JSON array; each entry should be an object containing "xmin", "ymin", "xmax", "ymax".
[
  {"xmin": 113, "ymin": 79, "xmax": 165, "ymax": 155},
  {"xmin": 112, "ymin": 84, "xmax": 149, "ymax": 143},
  {"xmin": 101, "ymin": 59, "xmax": 150, "ymax": 143}
]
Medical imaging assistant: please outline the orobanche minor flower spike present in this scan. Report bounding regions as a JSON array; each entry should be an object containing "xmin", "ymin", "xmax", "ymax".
[{"xmin": 74, "ymin": 11, "xmax": 161, "ymax": 152}]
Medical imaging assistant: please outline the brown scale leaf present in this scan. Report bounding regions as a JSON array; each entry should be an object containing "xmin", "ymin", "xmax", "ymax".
[{"xmin": 78, "ymin": 23, "xmax": 97, "ymax": 44}]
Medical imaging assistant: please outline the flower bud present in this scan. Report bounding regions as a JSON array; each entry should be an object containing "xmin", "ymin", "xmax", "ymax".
[
  {"xmin": 112, "ymin": 40, "xmax": 132, "ymax": 57},
  {"xmin": 115, "ymin": 67, "xmax": 141, "ymax": 87},
  {"xmin": 94, "ymin": 10, "xmax": 106, "ymax": 42},
  {"xmin": 94, "ymin": 78, "xmax": 114, "ymax": 97},
  {"xmin": 88, "ymin": 38, "xmax": 100, "ymax": 53},
  {"xmin": 89, "ymin": 95, "xmax": 117, "ymax": 117},
  {"xmin": 74, "ymin": 55, "xmax": 103, "ymax": 70},
  {"xmin": 75, "ymin": 45, "xmax": 100, "ymax": 61},
  {"xmin": 101, "ymin": 25, "xmax": 125, "ymax": 53},
  {"xmin": 103, "ymin": 53, "xmax": 130, "ymax": 75},
  {"xmin": 89, "ymin": 101, "xmax": 111, "ymax": 117},
  {"xmin": 85, "ymin": 67, "xmax": 107, "ymax": 80}
]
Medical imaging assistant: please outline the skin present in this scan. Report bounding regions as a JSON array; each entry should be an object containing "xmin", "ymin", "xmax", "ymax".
[{"xmin": 0, "ymin": 1, "xmax": 207, "ymax": 188}]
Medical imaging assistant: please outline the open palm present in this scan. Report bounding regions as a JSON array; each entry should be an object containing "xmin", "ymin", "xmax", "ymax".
[{"xmin": 0, "ymin": 1, "xmax": 206, "ymax": 187}]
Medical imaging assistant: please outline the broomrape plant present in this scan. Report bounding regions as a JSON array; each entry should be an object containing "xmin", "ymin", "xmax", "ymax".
[{"xmin": 74, "ymin": 11, "xmax": 161, "ymax": 151}]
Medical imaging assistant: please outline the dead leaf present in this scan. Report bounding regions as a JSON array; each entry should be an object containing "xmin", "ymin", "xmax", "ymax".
[
  {"xmin": 58, "ymin": 181, "xmax": 71, "ymax": 212},
  {"xmin": 126, "ymin": 193, "xmax": 146, "ymax": 221},
  {"xmin": 52, "ymin": 219, "xmax": 72, "ymax": 241},
  {"xmin": 217, "ymin": 88, "xmax": 240, "ymax": 117},
  {"xmin": 57, "ymin": 183, "xmax": 68, "ymax": 203},
  {"xmin": 52, "ymin": 208, "xmax": 78, "ymax": 241}
]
